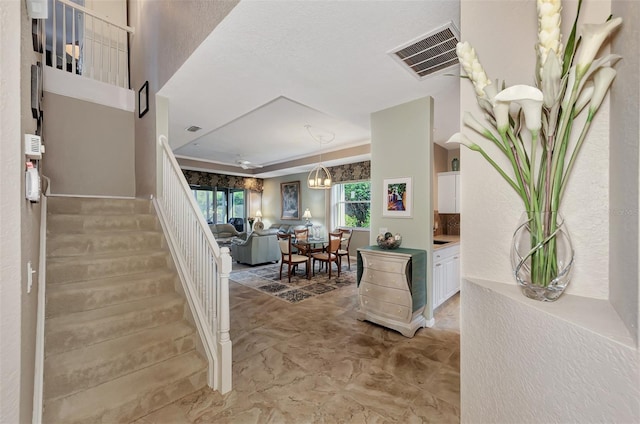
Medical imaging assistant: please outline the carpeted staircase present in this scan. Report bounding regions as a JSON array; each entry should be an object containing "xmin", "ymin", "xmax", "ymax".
[{"xmin": 43, "ymin": 197, "xmax": 208, "ymax": 423}]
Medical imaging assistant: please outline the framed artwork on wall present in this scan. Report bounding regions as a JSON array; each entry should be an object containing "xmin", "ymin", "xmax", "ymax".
[
  {"xmin": 138, "ymin": 81, "xmax": 149, "ymax": 118},
  {"xmin": 383, "ymin": 177, "xmax": 412, "ymax": 218},
  {"xmin": 281, "ymin": 181, "xmax": 300, "ymax": 220}
]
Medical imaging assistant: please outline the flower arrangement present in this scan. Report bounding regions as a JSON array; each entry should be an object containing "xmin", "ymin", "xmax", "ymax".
[{"xmin": 450, "ymin": 0, "xmax": 622, "ymax": 300}]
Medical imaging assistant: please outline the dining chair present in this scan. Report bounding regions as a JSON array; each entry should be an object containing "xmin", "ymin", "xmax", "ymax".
[
  {"xmin": 292, "ymin": 228, "xmax": 310, "ymax": 256},
  {"xmin": 277, "ymin": 233, "xmax": 310, "ymax": 283},
  {"xmin": 312, "ymin": 232, "xmax": 342, "ymax": 278},
  {"xmin": 337, "ymin": 228, "xmax": 353, "ymax": 270}
]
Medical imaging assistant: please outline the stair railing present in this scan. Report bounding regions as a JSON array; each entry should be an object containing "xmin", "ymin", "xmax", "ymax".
[
  {"xmin": 154, "ymin": 135, "xmax": 232, "ymax": 394},
  {"xmin": 43, "ymin": 0, "xmax": 134, "ymax": 88}
]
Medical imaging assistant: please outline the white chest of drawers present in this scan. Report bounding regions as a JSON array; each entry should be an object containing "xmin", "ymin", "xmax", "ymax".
[{"xmin": 356, "ymin": 247, "xmax": 427, "ymax": 338}]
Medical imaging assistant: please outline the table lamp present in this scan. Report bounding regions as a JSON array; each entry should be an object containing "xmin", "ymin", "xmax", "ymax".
[{"xmin": 302, "ymin": 208, "xmax": 312, "ymax": 227}]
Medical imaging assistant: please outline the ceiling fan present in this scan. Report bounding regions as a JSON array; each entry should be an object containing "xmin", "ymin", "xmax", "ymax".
[{"xmin": 235, "ymin": 157, "xmax": 263, "ymax": 170}]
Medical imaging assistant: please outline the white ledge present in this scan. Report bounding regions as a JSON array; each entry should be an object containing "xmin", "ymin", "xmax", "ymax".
[
  {"xmin": 43, "ymin": 67, "xmax": 134, "ymax": 112},
  {"xmin": 465, "ymin": 277, "xmax": 636, "ymax": 348}
]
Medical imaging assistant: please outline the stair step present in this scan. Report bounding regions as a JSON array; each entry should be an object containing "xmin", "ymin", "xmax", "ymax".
[
  {"xmin": 42, "ymin": 351, "xmax": 207, "ymax": 424},
  {"xmin": 47, "ymin": 231, "xmax": 164, "ymax": 258},
  {"xmin": 48, "ymin": 197, "xmax": 152, "ymax": 215},
  {"xmin": 46, "ymin": 250, "xmax": 171, "ymax": 285},
  {"xmin": 44, "ymin": 321, "xmax": 197, "ymax": 401},
  {"xmin": 45, "ymin": 293, "xmax": 185, "ymax": 355},
  {"xmin": 48, "ymin": 213, "xmax": 159, "ymax": 234},
  {"xmin": 46, "ymin": 271, "xmax": 177, "ymax": 317},
  {"xmin": 47, "ymin": 231, "xmax": 165, "ymax": 258}
]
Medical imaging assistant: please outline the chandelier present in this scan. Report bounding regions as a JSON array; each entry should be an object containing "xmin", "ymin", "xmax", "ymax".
[{"xmin": 306, "ymin": 125, "xmax": 333, "ymax": 190}]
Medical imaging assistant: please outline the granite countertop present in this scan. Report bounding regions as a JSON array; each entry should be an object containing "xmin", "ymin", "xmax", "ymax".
[{"xmin": 433, "ymin": 234, "xmax": 460, "ymax": 250}]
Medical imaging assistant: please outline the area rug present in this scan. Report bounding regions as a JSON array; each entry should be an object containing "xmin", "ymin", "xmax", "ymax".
[{"xmin": 230, "ymin": 263, "xmax": 356, "ymax": 304}]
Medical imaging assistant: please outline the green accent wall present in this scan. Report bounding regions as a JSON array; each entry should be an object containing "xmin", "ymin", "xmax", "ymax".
[
  {"xmin": 370, "ymin": 97, "xmax": 434, "ymax": 320},
  {"xmin": 370, "ymin": 97, "xmax": 433, "ymax": 251}
]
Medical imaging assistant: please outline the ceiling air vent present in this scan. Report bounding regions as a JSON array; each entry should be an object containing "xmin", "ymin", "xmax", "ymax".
[
  {"xmin": 186, "ymin": 125, "xmax": 202, "ymax": 132},
  {"xmin": 389, "ymin": 21, "xmax": 460, "ymax": 80}
]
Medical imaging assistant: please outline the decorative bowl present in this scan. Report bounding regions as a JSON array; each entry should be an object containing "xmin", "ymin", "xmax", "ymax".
[{"xmin": 377, "ymin": 233, "xmax": 402, "ymax": 249}]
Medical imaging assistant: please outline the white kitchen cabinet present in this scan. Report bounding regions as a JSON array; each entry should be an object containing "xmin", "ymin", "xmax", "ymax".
[
  {"xmin": 437, "ymin": 171, "xmax": 460, "ymax": 213},
  {"xmin": 432, "ymin": 243, "xmax": 460, "ymax": 310}
]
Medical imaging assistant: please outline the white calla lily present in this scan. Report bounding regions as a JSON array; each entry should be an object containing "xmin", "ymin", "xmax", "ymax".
[
  {"xmin": 495, "ymin": 85, "xmax": 544, "ymax": 133},
  {"xmin": 463, "ymin": 112, "xmax": 491, "ymax": 136},
  {"xmin": 576, "ymin": 17, "xmax": 623, "ymax": 75},
  {"xmin": 589, "ymin": 67, "xmax": 617, "ymax": 114},
  {"xmin": 446, "ymin": 132, "xmax": 478, "ymax": 150},
  {"xmin": 493, "ymin": 102, "xmax": 510, "ymax": 135},
  {"xmin": 573, "ymin": 82, "xmax": 594, "ymax": 117}
]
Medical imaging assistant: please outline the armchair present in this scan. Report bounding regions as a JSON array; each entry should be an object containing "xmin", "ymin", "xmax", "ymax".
[
  {"xmin": 209, "ymin": 223, "xmax": 246, "ymax": 245},
  {"xmin": 231, "ymin": 230, "xmax": 280, "ymax": 265}
]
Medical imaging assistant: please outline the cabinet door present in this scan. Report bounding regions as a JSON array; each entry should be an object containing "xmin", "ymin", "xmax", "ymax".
[
  {"xmin": 438, "ymin": 174, "xmax": 456, "ymax": 214},
  {"xmin": 438, "ymin": 172, "xmax": 460, "ymax": 213},
  {"xmin": 443, "ymin": 256, "xmax": 458, "ymax": 299},
  {"xmin": 450, "ymin": 254, "xmax": 461, "ymax": 294},
  {"xmin": 433, "ymin": 260, "xmax": 445, "ymax": 309}
]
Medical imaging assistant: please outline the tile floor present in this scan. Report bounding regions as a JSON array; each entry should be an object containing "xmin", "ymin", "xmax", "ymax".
[{"xmin": 135, "ymin": 264, "xmax": 460, "ymax": 423}]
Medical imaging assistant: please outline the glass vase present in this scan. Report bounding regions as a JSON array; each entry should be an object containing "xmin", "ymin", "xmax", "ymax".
[{"xmin": 510, "ymin": 212, "xmax": 574, "ymax": 301}]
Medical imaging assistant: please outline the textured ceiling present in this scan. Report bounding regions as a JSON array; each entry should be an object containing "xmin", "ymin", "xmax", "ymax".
[{"xmin": 158, "ymin": 0, "xmax": 461, "ymax": 177}]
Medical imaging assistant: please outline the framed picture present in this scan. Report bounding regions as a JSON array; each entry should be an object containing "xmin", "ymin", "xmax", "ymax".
[
  {"xmin": 138, "ymin": 81, "xmax": 149, "ymax": 118},
  {"xmin": 281, "ymin": 181, "xmax": 301, "ymax": 220},
  {"xmin": 383, "ymin": 177, "xmax": 412, "ymax": 218}
]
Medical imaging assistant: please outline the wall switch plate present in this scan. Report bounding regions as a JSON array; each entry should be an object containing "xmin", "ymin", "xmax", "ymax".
[{"xmin": 27, "ymin": 261, "xmax": 36, "ymax": 293}]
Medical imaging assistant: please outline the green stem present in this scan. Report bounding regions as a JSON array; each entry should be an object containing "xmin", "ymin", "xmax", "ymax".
[
  {"xmin": 473, "ymin": 145, "xmax": 526, "ymax": 203},
  {"xmin": 559, "ymin": 111, "xmax": 594, "ymax": 200},
  {"xmin": 499, "ymin": 131, "xmax": 531, "ymax": 210}
]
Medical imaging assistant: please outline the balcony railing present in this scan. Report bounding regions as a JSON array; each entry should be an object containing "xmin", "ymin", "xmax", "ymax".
[{"xmin": 43, "ymin": 0, "xmax": 134, "ymax": 88}]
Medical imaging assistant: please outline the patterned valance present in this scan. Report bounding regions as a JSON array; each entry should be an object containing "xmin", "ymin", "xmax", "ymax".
[
  {"xmin": 182, "ymin": 170, "xmax": 264, "ymax": 192},
  {"xmin": 327, "ymin": 160, "xmax": 370, "ymax": 183}
]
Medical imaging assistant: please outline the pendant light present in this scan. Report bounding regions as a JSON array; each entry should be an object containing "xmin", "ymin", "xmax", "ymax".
[{"xmin": 306, "ymin": 124, "xmax": 333, "ymax": 190}]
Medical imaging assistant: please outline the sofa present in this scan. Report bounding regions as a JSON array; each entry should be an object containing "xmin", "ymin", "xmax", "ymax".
[
  {"xmin": 231, "ymin": 230, "xmax": 280, "ymax": 265},
  {"xmin": 209, "ymin": 223, "xmax": 246, "ymax": 245},
  {"xmin": 268, "ymin": 223, "xmax": 306, "ymax": 235}
]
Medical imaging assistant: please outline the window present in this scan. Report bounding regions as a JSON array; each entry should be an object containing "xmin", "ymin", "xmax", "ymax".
[
  {"xmin": 191, "ymin": 187, "xmax": 245, "ymax": 224},
  {"xmin": 332, "ymin": 181, "xmax": 371, "ymax": 228},
  {"xmin": 192, "ymin": 188, "xmax": 215, "ymax": 223}
]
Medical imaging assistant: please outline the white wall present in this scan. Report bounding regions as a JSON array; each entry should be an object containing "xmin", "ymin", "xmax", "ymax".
[
  {"xmin": 128, "ymin": 0, "xmax": 239, "ymax": 197},
  {"xmin": 460, "ymin": 0, "xmax": 610, "ymax": 299},
  {"xmin": 610, "ymin": 0, "xmax": 640, "ymax": 345},
  {"xmin": 460, "ymin": 1, "xmax": 640, "ymax": 422},
  {"xmin": 0, "ymin": 1, "xmax": 23, "ymax": 422}
]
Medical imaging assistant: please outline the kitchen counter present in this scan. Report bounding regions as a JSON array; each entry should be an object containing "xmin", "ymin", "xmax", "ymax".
[{"xmin": 433, "ymin": 234, "xmax": 460, "ymax": 250}]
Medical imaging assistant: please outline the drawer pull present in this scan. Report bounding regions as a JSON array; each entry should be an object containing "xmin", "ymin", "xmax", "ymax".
[
  {"xmin": 436, "ymin": 263, "xmax": 442, "ymax": 267},
  {"xmin": 454, "ymin": 256, "xmax": 459, "ymax": 259}
]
